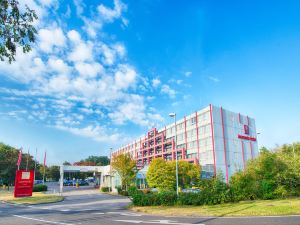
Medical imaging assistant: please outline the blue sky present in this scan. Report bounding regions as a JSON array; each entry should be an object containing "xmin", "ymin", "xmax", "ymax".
[{"xmin": 0, "ymin": 0, "xmax": 299, "ymax": 165}]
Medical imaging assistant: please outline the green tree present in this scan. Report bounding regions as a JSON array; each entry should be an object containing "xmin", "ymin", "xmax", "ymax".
[
  {"xmin": 147, "ymin": 158, "xmax": 176, "ymax": 191},
  {"xmin": 111, "ymin": 153, "xmax": 137, "ymax": 190},
  {"xmin": 48, "ymin": 166, "xmax": 60, "ymax": 181},
  {"xmin": 0, "ymin": 143, "xmax": 37, "ymax": 185},
  {"xmin": 0, "ymin": 0, "xmax": 38, "ymax": 63},
  {"xmin": 171, "ymin": 160, "xmax": 201, "ymax": 188},
  {"xmin": 147, "ymin": 159, "xmax": 201, "ymax": 191},
  {"xmin": 82, "ymin": 155, "xmax": 110, "ymax": 166}
]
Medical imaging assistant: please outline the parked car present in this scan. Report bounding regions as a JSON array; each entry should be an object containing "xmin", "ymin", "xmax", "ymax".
[
  {"xmin": 78, "ymin": 180, "xmax": 89, "ymax": 186},
  {"xmin": 63, "ymin": 180, "xmax": 73, "ymax": 186},
  {"xmin": 34, "ymin": 180, "xmax": 43, "ymax": 185}
]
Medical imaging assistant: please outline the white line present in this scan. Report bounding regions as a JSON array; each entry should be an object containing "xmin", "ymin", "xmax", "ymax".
[
  {"xmin": 92, "ymin": 212, "xmax": 105, "ymax": 215},
  {"xmin": 165, "ymin": 214, "xmax": 300, "ymax": 219},
  {"xmin": 114, "ymin": 219, "xmax": 203, "ymax": 225},
  {"xmin": 13, "ymin": 215, "xmax": 75, "ymax": 225}
]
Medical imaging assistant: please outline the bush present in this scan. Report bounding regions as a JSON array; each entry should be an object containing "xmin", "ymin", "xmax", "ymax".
[
  {"xmin": 157, "ymin": 191, "xmax": 177, "ymax": 206},
  {"xmin": 132, "ymin": 192, "xmax": 158, "ymax": 206},
  {"xmin": 120, "ymin": 190, "xmax": 129, "ymax": 196},
  {"xmin": 101, "ymin": 186, "xmax": 110, "ymax": 192},
  {"xmin": 33, "ymin": 184, "xmax": 48, "ymax": 192},
  {"xmin": 132, "ymin": 191, "xmax": 177, "ymax": 206},
  {"xmin": 116, "ymin": 186, "xmax": 122, "ymax": 194},
  {"xmin": 128, "ymin": 186, "xmax": 140, "ymax": 196}
]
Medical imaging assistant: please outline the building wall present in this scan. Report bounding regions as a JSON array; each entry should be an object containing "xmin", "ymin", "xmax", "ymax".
[{"xmin": 113, "ymin": 105, "xmax": 258, "ymax": 182}]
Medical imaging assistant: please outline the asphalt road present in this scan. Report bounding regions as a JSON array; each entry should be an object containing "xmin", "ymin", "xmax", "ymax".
[{"xmin": 1, "ymin": 191, "xmax": 300, "ymax": 225}]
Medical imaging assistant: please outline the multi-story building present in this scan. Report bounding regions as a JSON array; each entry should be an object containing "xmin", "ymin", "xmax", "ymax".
[{"xmin": 112, "ymin": 105, "xmax": 259, "ymax": 183}]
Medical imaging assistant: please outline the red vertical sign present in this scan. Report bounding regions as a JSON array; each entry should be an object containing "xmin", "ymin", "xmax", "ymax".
[
  {"xmin": 14, "ymin": 170, "xmax": 34, "ymax": 198},
  {"xmin": 16, "ymin": 149, "xmax": 22, "ymax": 167}
]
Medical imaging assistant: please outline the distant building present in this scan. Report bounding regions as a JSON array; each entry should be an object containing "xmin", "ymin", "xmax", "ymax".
[{"xmin": 112, "ymin": 105, "xmax": 259, "ymax": 183}]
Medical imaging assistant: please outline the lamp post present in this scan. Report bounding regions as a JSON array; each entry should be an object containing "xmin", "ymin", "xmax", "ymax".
[{"xmin": 169, "ymin": 112, "xmax": 179, "ymax": 196}]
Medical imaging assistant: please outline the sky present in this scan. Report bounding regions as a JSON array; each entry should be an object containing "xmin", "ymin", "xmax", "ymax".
[{"xmin": 0, "ymin": 0, "xmax": 299, "ymax": 165}]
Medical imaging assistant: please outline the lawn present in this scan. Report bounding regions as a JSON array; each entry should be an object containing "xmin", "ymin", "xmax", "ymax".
[
  {"xmin": 131, "ymin": 198, "xmax": 300, "ymax": 217},
  {"xmin": 0, "ymin": 191, "xmax": 64, "ymax": 204}
]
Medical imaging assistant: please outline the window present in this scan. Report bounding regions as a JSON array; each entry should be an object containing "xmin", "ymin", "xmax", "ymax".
[
  {"xmin": 177, "ymin": 133, "xmax": 184, "ymax": 141},
  {"xmin": 190, "ymin": 117, "xmax": 196, "ymax": 125}
]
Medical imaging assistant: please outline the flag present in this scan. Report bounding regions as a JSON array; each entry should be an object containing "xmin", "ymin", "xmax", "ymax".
[
  {"xmin": 43, "ymin": 150, "xmax": 47, "ymax": 167},
  {"xmin": 16, "ymin": 148, "xmax": 22, "ymax": 167}
]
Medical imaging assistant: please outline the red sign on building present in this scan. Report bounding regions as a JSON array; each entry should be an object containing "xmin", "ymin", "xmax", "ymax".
[{"xmin": 14, "ymin": 170, "xmax": 34, "ymax": 198}]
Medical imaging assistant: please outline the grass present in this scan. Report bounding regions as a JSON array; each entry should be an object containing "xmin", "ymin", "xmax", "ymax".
[
  {"xmin": 0, "ymin": 190, "xmax": 64, "ymax": 205},
  {"xmin": 131, "ymin": 198, "xmax": 300, "ymax": 217}
]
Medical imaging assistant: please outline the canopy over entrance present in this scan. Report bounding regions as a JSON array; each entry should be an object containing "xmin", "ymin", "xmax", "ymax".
[{"xmin": 59, "ymin": 165, "xmax": 115, "ymax": 193}]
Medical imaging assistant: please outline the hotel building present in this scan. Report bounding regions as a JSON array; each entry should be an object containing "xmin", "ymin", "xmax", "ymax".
[{"xmin": 112, "ymin": 105, "xmax": 259, "ymax": 182}]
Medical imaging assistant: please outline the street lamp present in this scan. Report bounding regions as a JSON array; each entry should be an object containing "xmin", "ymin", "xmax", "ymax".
[{"xmin": 169, "ymin": 112, "xmax": 179, "ymax": 196}]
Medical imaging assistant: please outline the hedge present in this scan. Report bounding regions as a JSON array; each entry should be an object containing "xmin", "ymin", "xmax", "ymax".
[
  {"xmin": 101, "ymin": 186, "xmax": 110, "ymax": 192},
  {"xmin": 33, "ymin": 184, "xmax": 48, "ymax": 192}
]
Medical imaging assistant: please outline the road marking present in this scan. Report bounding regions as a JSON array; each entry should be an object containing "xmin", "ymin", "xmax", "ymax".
[
  {"xmin": 114, "ymin": 219, "xmax": 203, "ymax": 224},
  {"xmin": 107, "ymin": 211, "xmax": 142, "ymax": 217},
  {"xmin": 92, "ymin": 212, "xmax": 105, "ymax": 215},
  {"xmin": 13, "ymin": 215, "xmax": 75, "ymax": 225}
]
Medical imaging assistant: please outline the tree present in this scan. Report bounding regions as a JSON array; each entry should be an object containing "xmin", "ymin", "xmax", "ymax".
[
  {"xmin": 111, "ymin": 153, "xmax": 137, "ymax": 190},
  {"xmin": 171, "ymin": 160, "xmax": 201, "ymax": 188},
  {"xmin": 48, "ymin": 166, "xmax": 60, "ymax": 181},
  {"xmin": 81, "ymin": 155, "xmax": 110, "ymax": 166},
  {"xmin": 147, "ymin": 158, "xmax": 175, "ymax": 191},
  {"xmin": 0, "ymin": 143, "xmax": 37, "ymax": 185},
  {"xmin": 229, "ymin": 144, "xmax": 300, "ymax": 200},
  {"xmin": 63, "ymin": 161, "xmax": 71, "ymax": 165},
  {"xmin": 147, "ymin": 159, "xmax": 201, "ymax": 191},
  {"xmin": 0, "ymin": 0, "xmax": 38, "ymax": 63}
]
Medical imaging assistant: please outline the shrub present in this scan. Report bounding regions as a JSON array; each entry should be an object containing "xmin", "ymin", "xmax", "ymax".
[
  {"xmin": 116, "ymin": 186, "xmax": 122, "ymax": 194},
  {"xmin": 33, "ymin": 184, "xmax": 48, "ymax": 192},
  {"xmin": 132, "ymin": 192, "xmax": 158, "ymax": 206},
  {"xmin": 128, "ymin": 186, "xmax": 140, "ymax": 196},
  {"xmin": 101, "ymin": 186, "xmax": 110, "ymax": 192},
  {"xmin": 120, "ymin": 190, "xmax": 129, "ymax": 196},
  {"xmin": 157, "ymin": 191, "xmax": 177, "ymax": 206}
]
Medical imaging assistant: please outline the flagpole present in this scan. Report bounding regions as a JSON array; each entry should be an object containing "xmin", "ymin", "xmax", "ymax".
[
  {"xmin": 34, "ymin": 148, "xmax": 38, "ymax": 181},
  {"xmin": 26, "ymin": 148, "xmax": 30, "ymax": 171},
  {"xmin": 43, "ymin": 150, "xmax": 46, "ymax": 185},
  {"xmin": 17, "ymin": 148, "xmax": 23, "ymax": 171}
]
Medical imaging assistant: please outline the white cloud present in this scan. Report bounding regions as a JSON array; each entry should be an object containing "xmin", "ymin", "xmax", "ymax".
[
  {"xmin": 48, "ymin": 58, "xmax": 70, "ymax": 75},
  {"xmin": 38, "ymin": 27, "xmax": 66, "ymax": 53},
  {"xmin": 0, "ymin": 0, "xmax": 162, "ymax": 145},
  {"xmin": 108, "ymin": 95, "xmax": 147, "ymax": 126},
  {"xmin": 38, "ymin": 0, "xmax": 57, "ymax": 7},
  {"xmin": 152, "ymin": 78, "xmax": 161, "ymax": 88},
  {"xmin": 114, "ymin": 64, "xmax": 137, "ymax": 90},
  {"xmin": 0, "ymin": 48, "xmax": 46, "ymax": 83},
  {"xmin": 97, "ymin": 0, "xmax": 126, "ymax": 23},
  {"xmin": 208, "ymin": 76, "xmax": 220, "ymax": 83},
  {"xmin": 75, "ymin": 62, "xmax": 104, "ymax": 78},
  {"xmin": 161, "ymin": 84, "xmax": 176, "ymax": 98},
  {"xmin": 67, "ymin": 30, "xmax": 81, "ymax": 43},
  {"xmin": 73, "ymin": 0, "xmax": 85, "ymax": 17},
  {"xmin": 68, "ymin": 42, "xmax": 93, "ymax": 62},
  {"xmin": 185, "ymin": 71, "xmax": 192, "ymax": 77},
  {"xmin": 55, "ymin": 124, "xmax": 122, "ymax": 142},
  {"xmin": 45, "ymin": 74, "xmax": 72, "ymax": 93}
]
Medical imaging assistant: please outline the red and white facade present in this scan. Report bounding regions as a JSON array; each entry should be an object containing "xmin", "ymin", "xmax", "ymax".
[{"xmin": 112, "ymin": 105, "xmax": 258, "ymax": 182}]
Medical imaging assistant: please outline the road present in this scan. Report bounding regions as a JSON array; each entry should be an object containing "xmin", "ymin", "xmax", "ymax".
[{"xmin": 1, "ymin": 191, "xmax": 300, "ymax": 225}]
